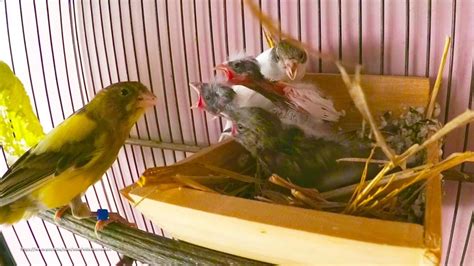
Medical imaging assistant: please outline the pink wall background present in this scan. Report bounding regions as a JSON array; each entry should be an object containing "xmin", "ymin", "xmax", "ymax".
[{"xmin": 0, "ymin": 0, "xmax": 472, "ymax": 264}]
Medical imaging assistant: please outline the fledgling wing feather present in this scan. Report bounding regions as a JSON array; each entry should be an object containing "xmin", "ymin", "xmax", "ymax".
[
  {"xmin": 282, "ymin": 83, "xmax": 343, "ymax": 122},
  {"xmin": 243, "ymin": 82, "xmax": 298, "ymax": 112},
  {"xmin": 0, "ymin": 111, "xmax": 99, "ymax": 207}
]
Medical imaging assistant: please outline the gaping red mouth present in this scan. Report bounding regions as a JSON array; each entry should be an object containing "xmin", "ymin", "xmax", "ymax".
[
  {"xmin": 196, "ymin": 95, "xmax": 206, "ymax": 110},
  {"xmin": 189, "ymin": 82, "xmax": 206, "ymax": 111},
  {"xmin": 215, "ymin": 64, "xmax": 234, "ymax": 81}
]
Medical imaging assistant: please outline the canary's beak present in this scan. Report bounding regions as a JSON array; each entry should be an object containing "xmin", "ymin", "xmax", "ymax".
[
  {"xmin": 189, "ymin": 82, "xmax": 206, "ymax": 110},
  {"xmin": 137, "ymin": 90, "xmax": 157, "ymax": 108},
  {"xmin": 215, "ymin": 64, "xmax": 234, "ymax": 81},
  {"xmin": 284, "ymin": 60, "xmax": 298, "ymax": 80},
  {"xmin": 189, "ymin": 82, "xmax": 201, "ymax": 94}
]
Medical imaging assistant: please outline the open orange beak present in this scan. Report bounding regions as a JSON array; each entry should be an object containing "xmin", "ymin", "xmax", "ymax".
[
  {"xmin": 137, "ymin": 90, "xmax": 157, "ymax": 108},
  {"xmin": 284, "ymin": 60, "xmax": 298, "ymax": 81},
  {"xmin": 215, "ymin": 64, "xmax": 234, "ymax": 81},
  {"xmin": 189, "ymin": 82, "xmax": 206, "ymax": 110}
]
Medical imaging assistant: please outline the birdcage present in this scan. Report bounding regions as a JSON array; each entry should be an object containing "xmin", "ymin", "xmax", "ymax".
[{"xmin": 0, "ymin": 0, "xmax": 473, "ymax": 265}]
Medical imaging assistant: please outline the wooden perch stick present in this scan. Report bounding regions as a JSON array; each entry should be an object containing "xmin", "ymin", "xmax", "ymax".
[{"xmin": 38, "ymin": 210, "xmax": 268, "ymax": 265}]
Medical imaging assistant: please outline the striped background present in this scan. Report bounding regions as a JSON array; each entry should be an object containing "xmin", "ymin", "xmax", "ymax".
[{"xmin": 0, "ymin": 0, "xmax": 472, "ymax": 264}]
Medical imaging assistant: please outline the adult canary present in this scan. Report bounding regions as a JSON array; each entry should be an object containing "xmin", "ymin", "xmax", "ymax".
[{"xmin": 0, "ymin": 82, "xmax": 156, "ymax": 227}]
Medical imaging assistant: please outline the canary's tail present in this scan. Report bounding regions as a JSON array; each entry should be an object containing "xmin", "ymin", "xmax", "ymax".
[{"xmin": 0, "ymin": 198, "xmax": 35, "ymax": 225}]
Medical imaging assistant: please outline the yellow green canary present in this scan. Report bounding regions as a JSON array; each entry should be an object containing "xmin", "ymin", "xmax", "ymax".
[{"xmin": 0, "ymin": 82, "xmax": 157, "ymax": 225}]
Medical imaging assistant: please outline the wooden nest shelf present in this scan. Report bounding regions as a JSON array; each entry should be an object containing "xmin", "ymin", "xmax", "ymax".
[{"xmin": 121, "ymin": 73, "xmax": 441, "ymax": 265}]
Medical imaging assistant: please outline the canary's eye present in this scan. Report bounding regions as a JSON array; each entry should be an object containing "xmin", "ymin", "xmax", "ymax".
[{"xmin": 121, "ymin": 88, "xmax": 129, "ymax": 96}]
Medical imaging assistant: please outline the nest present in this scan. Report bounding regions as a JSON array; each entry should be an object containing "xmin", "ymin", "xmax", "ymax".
[{"xmin": 131, "ymin": 4, "xmax": 474, "ymax": 225}]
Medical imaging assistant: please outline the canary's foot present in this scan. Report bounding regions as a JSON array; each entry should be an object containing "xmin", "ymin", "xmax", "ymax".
[
  {"xmin": 91, "ymin": 211, "xmax": 136, "ymax": 238},
  {"xmin": 70, "ymin": 202, "xmax": 91, "ymax": 219},
  {"xmin": 54, "ymin": 206, "xmax": 70, "ymax": 223}
]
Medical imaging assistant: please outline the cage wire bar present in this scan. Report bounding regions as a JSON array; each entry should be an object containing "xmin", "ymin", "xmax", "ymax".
[{"xmin": 0, "ymin": 0, "xmax": 473, "ymax": 264}]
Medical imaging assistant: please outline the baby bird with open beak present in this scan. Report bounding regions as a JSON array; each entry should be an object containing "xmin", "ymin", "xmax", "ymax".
[
  {"xmin": 189, "ymin": 81, "xmax": 336, "ymax": 141},
  {"xmin": 216, "ymin": 56, "xmax": 343, "ymax": 126}
]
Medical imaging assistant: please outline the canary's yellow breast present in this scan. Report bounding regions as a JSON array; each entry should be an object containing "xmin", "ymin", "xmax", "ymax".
[{"xmin": 30, "ymin": 168, "xmax": 103, "ymax": 209}]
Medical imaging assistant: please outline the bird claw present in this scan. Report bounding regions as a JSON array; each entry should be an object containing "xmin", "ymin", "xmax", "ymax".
[
  {"xmin": 54, "ymin": 206, "xmax": 70, "ymax": 223},
  {"xmin": 93, "ymin": 212, "xmax": 136, "ymax": 238}
]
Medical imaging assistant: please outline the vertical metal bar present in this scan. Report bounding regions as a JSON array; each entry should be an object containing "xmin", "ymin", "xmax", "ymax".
[
  {"xmin": 67, "ymin": 2, "xmax": 93, "ymax": 262},
  {"xmin": 80, "ymin": 0, "xmax": 100, "ymax": 88},
  {"xmin": 107, "ymin": 1, "xmax": 154, "ymax": 233},
  {"xmin": 24, "ymin": 1, "xmax": 64, "ymax": 263},
  {"xmin": 445, "ymin": 181, "xmax": 462, "ymax": 265},
  {"xmin": 115, "ymin": 0, "xmax": 154, "ymax": 235},
  {"xmin": 80, "ymin": 3, "xmax": 116, "ymax": 245},
  {"xmin": 87, "ymin": 0, "xmax": 104, "ymax": 89},
  {"xmin": 223, "ymin": 0, "xmax": 229, "ymax": 57},
  {"xmin": 443, "ymin": 0, "xmax": 457, "ymax": 123},
  {"xmin": 126, "ymin": 2, "xmax": 160, "ymax": 225},
  {"xmin": 425, "ymin": 0, "xmax": 432, "ymax": 77},
  {"xmin": 164, "ymin": 0, "xmax": 186, "ymax": 149},
  {"xmin": 154, "ymin": 0, "xmax": 178, "ymax": 161},
  {"xmin": 97, "ymin": 0, "xmax": 112, "ymax": 84},
  {"xmin": 358, "ymin": 0, "xmax": 362, "ymax": 64},
  {"xmin": 461, "ymin": 62, "xmax": 474, "ymax": 171},
  {"xmin": 297, "ymin": 0, "xmax": 301, "ymax": 41},
  {"xmin": 338, "ymin": 0, "xmax": 342, "ymax": 60},
  {"xmin": 91, "ymin": 1, "xmax": 136, "ymax": 249},
  {"xmin": 241, "ymin": 0, "xmax": 246, "ymax": 50},
  {"xmin": 129, "ymin": 0, "xmax": 163, "ymax": 234},
  {"xmin": 78, "ymin": 2, "xmax": 111, "ymax": 262},
  {"xmin": 111, "ymin": 156, "xmax": 140, "ymax": 225},
  {"xmin": 380, "ymin": 0, "xmax": 385, "ymax": 74},
  {"xmin": 317, "ymin": 0, "xmax": 322, "ymax": 72},
  {"xmin": 4, "ymin": 0, "xmax": 15, "ymax": 70},
  {"xmin": 207, "ymin": 0, "xmax": 225, "ymax": 132},
  {"xmin": 277, "ymin": 0, "xmax": 281, "ymax": 38},
  {"xmin": 107, "ymin": 0, "xmax": 121, "ymax": 82},
  {"xmin": 128, "ymin": 0, "xmax": 159, "ymax": 172},
  {"xmin": 460, "ymin": 212, "xmax": 474, "ymax": 265},
  {"xmin": 72, "ymin": 1, "xmax": 112, "ymax": 262},
  {"xmin": 141, "ymin": 0, "xmax": 174, "ymax": 160},
  {"xmin": 104, "ymin": 1, "xmax": 152, "ymax": 234},
  {"xmin": 18, "ymin": 0, "xmax": 41, "ymax": 119},
  {"xmin": 3, "ymin": 2, "xmax": 36, "ymax": 262},
  {"xmin": 59, "ymin": 0, "xmax": 78, "ymax": 112},
  {"xmin": 70, "ymin": 0, "xmax": 89, "ymax": 104},
  {"xmin": 32, "ymin": 0, "xmax": 57, "ymax": 128},
  {"xmin": 258, "ymin": 0, "xmax": 263, "ymax": 52},
  {"xmin": 41, "ymin": 5, "xmax": 75, "ymax": 262},
  {"xmin": 192, "ymin": 0, "xmax": 211, "ymax": 145},
  {"xmin": 404, "ymin": 0, "xmax": 410, "ymax": 75}
]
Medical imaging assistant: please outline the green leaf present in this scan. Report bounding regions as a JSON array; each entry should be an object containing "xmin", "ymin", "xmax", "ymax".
[{"xmin": 0, "ymin": 61, "xmax": 45, "ymax": 159}]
